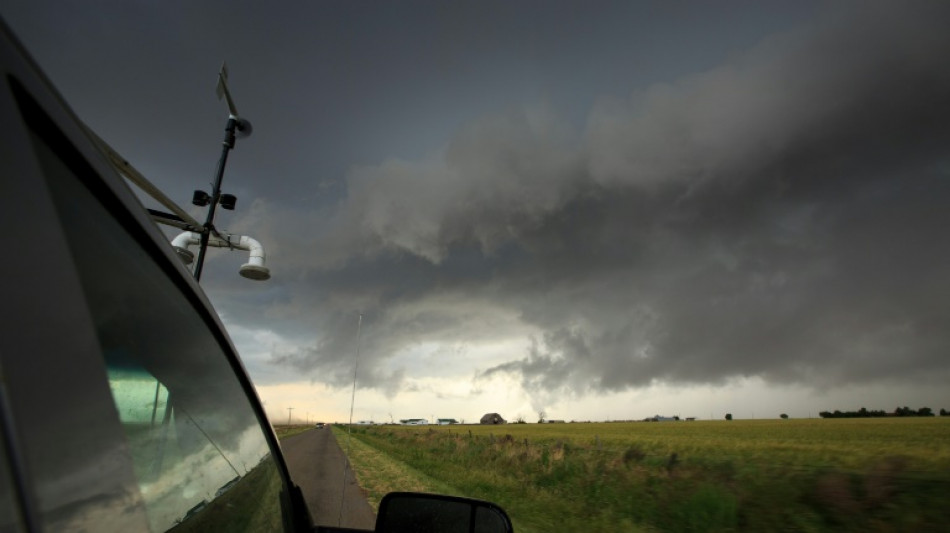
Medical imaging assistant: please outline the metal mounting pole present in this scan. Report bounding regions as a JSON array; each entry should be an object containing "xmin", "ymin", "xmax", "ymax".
[{"xmin": 193, "ymin": 117, "xmax": 237, "ymax": 281}]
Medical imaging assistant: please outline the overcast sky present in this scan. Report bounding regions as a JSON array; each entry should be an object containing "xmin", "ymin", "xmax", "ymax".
[{"xmin": 5, "ymin": 1, "xmax": 949, "ymax": 423}]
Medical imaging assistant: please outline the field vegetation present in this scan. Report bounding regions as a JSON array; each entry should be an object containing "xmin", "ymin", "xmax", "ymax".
[
  {"xmin": 273, "ymin": 424, "xmax": 315, "ymax": 440},
  {"xmin": 332, "ymin": 425, "xmax": 456, "ymax": 510},
  {"xmin": 336, "ymin": 418, "xmax": 950, "ymax": 532}
]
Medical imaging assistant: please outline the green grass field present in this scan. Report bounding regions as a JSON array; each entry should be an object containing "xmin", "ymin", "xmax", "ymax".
[
  {"xmin": 273, "ymin": 424, "xmax": 315, "ymax": 440},
  {"xmin": 336, "ymin": 418, "xmax": 950, "ymax": 532}
]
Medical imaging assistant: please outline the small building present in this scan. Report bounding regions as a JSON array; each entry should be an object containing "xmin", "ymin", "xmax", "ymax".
[
  {"xmin": 399, "ymin": 418, "xmax": 428, "ymax": 425},
  {"xmin": 480, "ymin": 413, "xmax": 506, "ymax": 425},
  {"xmin": 437, "ymin": 418, "xmax": 459, "ymax": 425}
]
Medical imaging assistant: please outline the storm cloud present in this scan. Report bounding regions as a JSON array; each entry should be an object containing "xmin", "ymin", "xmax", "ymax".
[{"xmin": 243, "ymin": 2, "xmax": 950, "ymax": 403}]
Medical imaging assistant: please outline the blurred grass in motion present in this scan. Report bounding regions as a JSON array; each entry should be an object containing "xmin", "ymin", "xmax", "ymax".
[
  {"xmin": 331, "ymin": 425, "xmax": 456, "ymax": 510},
  {"xmin": 273, "ymin": 424, "xmax": 315, "ymax": 440},
  {"xmin": 337, "ymin": 418, "xmax": 950, "ymax": 532}
]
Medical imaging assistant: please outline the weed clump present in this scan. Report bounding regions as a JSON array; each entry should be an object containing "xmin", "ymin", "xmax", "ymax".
[{"xmin": 622, "ymin": 446, "xmax": 646, "ymax": 465}]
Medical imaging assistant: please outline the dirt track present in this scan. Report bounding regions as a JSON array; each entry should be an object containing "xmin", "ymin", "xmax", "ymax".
[{"xmin": 280, "ymin": 428, "xmax": 376, "ymax": 530}]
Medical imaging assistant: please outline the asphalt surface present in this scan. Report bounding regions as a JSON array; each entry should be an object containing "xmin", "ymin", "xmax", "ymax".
[{"xmin": 281, "ymin": 428, "xmax": 376, "ymax": 530}]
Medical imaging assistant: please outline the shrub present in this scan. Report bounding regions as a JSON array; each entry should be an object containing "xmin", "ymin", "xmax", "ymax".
[{"xmin": 622, "ymin": 446, "xmax": 646, "ymax": 465}]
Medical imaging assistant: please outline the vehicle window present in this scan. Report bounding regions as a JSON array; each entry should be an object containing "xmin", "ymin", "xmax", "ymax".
[
  {"xmin": 23, "ymin": 99, "xmax": 285, "ymax": 531},
  {"xmin": 0, "ymin": 410, "xmax": 25, "ymax": 533}
]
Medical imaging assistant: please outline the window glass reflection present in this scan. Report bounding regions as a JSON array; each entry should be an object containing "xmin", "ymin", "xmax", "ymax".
[
  {"xmin": 105, "ymin": 364, "xmax": 283, "ymax": 531},
  {"xmin": 0, "ymin": 400, "xmax": 25, "ymax": 533},
  {"xmin": 30, "ymin": 124, "xmax": 284, "ymax": 531}
]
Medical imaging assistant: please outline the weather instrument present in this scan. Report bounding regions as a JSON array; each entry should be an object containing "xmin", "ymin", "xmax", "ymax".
[
  {"xmin": 189, "ymin": 61, "xmax": 260, "ymax": 281},
  {"xmin": 87, "ymin": 62, "xmax": 270, "ymax": 282}
]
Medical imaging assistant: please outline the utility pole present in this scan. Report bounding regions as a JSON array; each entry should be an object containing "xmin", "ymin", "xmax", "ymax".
[{"xmin": 287, "ymin": 407, "xmax": 294, "ymax": 426}]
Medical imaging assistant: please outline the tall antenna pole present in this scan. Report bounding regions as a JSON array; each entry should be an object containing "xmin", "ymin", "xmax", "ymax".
[
  {"xmin": 346, "ymin": 313, "xmax": 363, "ymax": 428},
  {"xmin": 193, "ymin": 117, "xmax": 236, "ymax": 281},
  {"xmin": 287, "ymin": 407, "xmax": 294, "ymax": 426},
  {"xmin": 339, "ymin": 313, "xmax": 363, "ymax": 526},
  {"xmin": 193, "ymin": 62, "xmax": 252, "ymax": 282}
]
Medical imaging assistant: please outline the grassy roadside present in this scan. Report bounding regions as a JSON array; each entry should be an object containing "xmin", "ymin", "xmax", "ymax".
[
  {"xmin": 331, "ymin": 425, "xmax": 459, "ymax": 511},
  {"xmin": 273, "ymin": 424, "xmax": 314, "ymax": 440},
  {"xmin": 336, "ymin": 419, "xmax": 950, "ymax": 532}
]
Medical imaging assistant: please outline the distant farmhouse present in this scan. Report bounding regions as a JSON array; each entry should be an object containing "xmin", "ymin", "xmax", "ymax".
[
  {"xmin": 437, "ymin": 418, "xmax": 459, "ymax": 425},
  {"xmin": 399, "ymin": 418, "xmax": 428, "ymax": 425},
  {"xmin": 646, "ymin": 415, "xmax": 680, "ymax": 422},
  {"xmin": 480, "ymin": 413, "xmax": 506, "ymax": 425}
]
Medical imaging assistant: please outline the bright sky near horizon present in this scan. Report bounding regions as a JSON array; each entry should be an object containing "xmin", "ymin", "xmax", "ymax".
[{"xmin": 4, "ymin": 1, "xmax": 949, "ymax": 424}]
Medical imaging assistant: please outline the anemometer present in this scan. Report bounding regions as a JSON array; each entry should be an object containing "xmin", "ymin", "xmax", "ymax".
[{"xmin": 90, "ymin": 62, "xmax": 270, "ymax": 282}]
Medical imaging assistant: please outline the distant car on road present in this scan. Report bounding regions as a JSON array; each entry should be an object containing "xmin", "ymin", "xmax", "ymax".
[{"xmin": 315, "ymin": 422, "xmax": 325, "ymax": 429}]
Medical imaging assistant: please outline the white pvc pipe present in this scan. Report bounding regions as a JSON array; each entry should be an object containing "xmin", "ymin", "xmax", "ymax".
[
  {"xmin": 236, "ymin": 235, "xmax": 266, "ymax": 268},
  {"xmin": 172, "ymin": 231, "xmax": 270, "ymax": 280},
  {"xmin": 171, "ymin": 231, "xmax": 201, "ymax": 252}
]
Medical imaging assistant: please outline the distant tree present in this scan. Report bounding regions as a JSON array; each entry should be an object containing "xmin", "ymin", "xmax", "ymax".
[
  {"xmin": 725, "ymin": 413, "xmax": 733, "ymax": 421},
  {"xmin": 780, "ymin": 413, "xmax": 789, "ymax": 419},
  {"xmin": 537, "ymin": 410, "xmax": 546, "ymax": 424},
  {"xmin": 941, "ymin": 408, "xmax": 948, "ymax": 417},
  {"xmin": 819, "ymin": 406, "xmax": 931, "ymax": 418},
  {"xmin": 514, "ymin": 415, "xmax": 526, "ymax": 424}
]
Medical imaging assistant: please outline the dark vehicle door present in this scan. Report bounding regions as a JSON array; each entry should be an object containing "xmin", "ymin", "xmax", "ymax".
[{"xmin": 0, "ymin": 19, "xmax": 309, "ymax": 532}]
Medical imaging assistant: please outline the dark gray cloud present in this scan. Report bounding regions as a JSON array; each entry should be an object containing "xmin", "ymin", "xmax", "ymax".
[
  {"xmin": 242, "ymin": 2, "xmax": 950, "ymax": 399},
  {"xmin": 4, "ymin": 1, "xmax": 948, "ymax": 407}
]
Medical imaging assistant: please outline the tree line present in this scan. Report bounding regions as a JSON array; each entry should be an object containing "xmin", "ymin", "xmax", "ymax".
[{"xmin": 818, "ymin": 406, "xmax": 948, "ymax": 418}]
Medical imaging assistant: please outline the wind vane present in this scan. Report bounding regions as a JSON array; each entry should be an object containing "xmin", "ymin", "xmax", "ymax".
[
  {"xmin": 187, "ymin": 62, "xmax": 264, "ymax": 281},
  {"xmin": 90, "ymin": 62, "xmax": 270, "ymax": 282}
]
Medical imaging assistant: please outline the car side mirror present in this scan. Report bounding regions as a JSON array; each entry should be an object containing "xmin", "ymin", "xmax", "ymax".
[{"xmin": 374, "ymin": 492, "xmax": 513, "ymax": 533}]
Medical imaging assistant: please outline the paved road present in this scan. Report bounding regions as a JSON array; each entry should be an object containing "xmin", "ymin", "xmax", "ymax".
[{"xmin": 281, "ymin": 428, "xmax": 376, "ymax": 530}]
